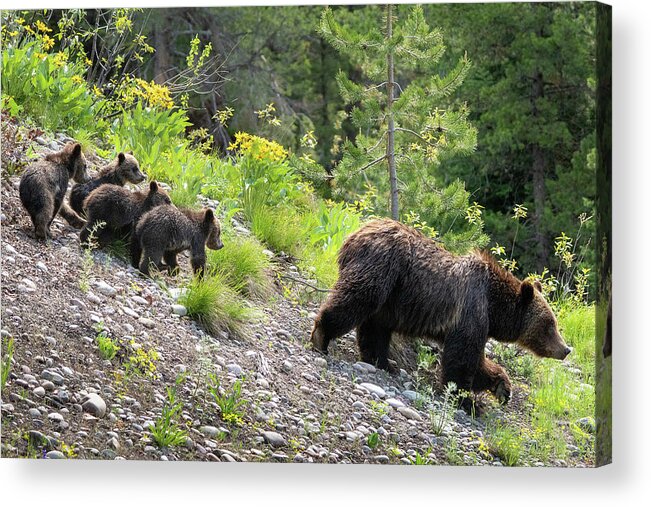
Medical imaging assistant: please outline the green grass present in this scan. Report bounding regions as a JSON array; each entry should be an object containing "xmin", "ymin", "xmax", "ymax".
[
  {"xmin": 485, "ymin": 421, "xmax": 523, "ymax": 466},
  {"xmin": 558, "ymin": 304, "xmax": 595, "ymax": 378},
  {"xmin": 208, "ymin": 232, "xmax": 270, "ymax": 297},
  {"xmin": 250, "ymin": 205, "xmax": 304, "ymax": 258},
  {"xmin": 1, "ymin": 335, "xmax": 15, "ymax": 389},
  {"xmin": 491, "ymin": 342, "xmax": 537, "ymax": 381},
  {"xmin": 169, "ymin": 184, "xmax": 199, "ymax": 209},
  {"xmin": 180, "ymin": 273, "xmax": 252, "ymax": 337},
  {"xmin": 300, "ymin": 246, "xmax": 339, "ymax": 288},
  {"xmin": 484, "ymin": 303, "xmax": 596, "ymax": 465}
]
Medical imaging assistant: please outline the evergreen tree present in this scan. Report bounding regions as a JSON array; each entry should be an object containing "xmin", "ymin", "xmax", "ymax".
[{"xmin": 319, "ymin": 5, "xmax": 483, "ymax": 250}]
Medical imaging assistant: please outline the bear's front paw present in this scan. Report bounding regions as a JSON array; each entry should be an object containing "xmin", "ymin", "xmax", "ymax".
[
  {"xmin": 310, "ymin": 325, "xmax": 328, "ymax": 354},
  {"xmin": 493, "ymin": 379, "xmax": 511, "ymax": 405},
  {"xmin": 459, "ymin": 396, "xmax": 485, "ymax": 418}
]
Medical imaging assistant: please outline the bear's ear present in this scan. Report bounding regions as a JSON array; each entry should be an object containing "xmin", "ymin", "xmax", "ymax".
[
  {"xmin": 534, "ymin": 280, "xmax": 543, "ymax": 293},
  {"xmin": 71, "ymin": 143, "xmax": 82, "ymax": 159},
  {"xmin": 521, "ymin": 281, "xmax": 535, "ymax": 305},
  {"xmin": 128, "ymin": 150, "xmax": 134, "ymax": 155},
  {"xmin": 149, "ymin": 181, "xmax": 159, "ymax": 193},
  {"xmin": 118, "ymin": 152, "xmax": 126, "ymax": 165},
  {"xmin": 204, "ymin": 208, "xmax": 215, "ymax": 222}
]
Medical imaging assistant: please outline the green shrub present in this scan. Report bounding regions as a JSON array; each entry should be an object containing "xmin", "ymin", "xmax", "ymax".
[
  {"xmin": 109, "ymin": 102, "xmax": 190, "ymax": 181},
  {"xmin": 208, "ymin": 233, "xmax": 270, "ymax": 297},
  {"xmin": 180, "ymin": 274, "xmax": 252, "ymax": 337},
  {"xmin": 1, "ymin": 40, "xmax": 105, "ymax": 136}
]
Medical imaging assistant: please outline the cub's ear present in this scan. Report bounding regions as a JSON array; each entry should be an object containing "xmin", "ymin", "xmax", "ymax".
[
  {"xmin": 118, "ymin": 152, "xmax": 126, "ymax": 165},
  {"xmin": 128, "ymin": 150, "xmax": 134, "ymax": 155},
  {"xmin": 149, "ymin": 181, "xmax": 159, "ymax": 193},
  {"xmin": 521, "ymin": 281, "xmax": 535, "ymax": 305},
  {"xmin": 204, "ymin": 208, "xmax": 215, "ymax": 222},
  {"xmin": 533, "ymin": 280, "xmax": 543, "ymax": 293},
  {"xmin": 71, "ymin": 143, "xmax": 82, "ymax": 159}
]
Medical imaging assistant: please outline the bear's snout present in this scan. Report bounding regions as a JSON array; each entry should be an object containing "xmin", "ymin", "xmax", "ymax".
[{"xmin": 551, "ymin": 344, "xmax": 572, "ymax": 360}]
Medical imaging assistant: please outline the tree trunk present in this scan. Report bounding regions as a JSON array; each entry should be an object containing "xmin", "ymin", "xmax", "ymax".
[
  {"xmin": 386, "ymin": 4, "xmax": 398, "ymax": 220},
  {"xmin": 530, "ymin": 68, "xmax": 549, "ymax": 271},
  {"xmin": 153, "ymin": 14, "xmax": 172, "ymax": 84}
]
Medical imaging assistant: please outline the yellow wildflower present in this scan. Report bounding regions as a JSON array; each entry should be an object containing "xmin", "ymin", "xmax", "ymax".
[
  {"xmin": 71, "ymin": 75, "xmax": 85, "ymax": 85},
  {"xmin": 35, "ymin": 20, "xmax": 52, "ymax": 33},
  {"xmin": 41, "ymin": 34, "xmax": 55, "ymax": 50},
  {"xmin": 53, "ymin": 51, "xmax": 68, "ymax": 67}
]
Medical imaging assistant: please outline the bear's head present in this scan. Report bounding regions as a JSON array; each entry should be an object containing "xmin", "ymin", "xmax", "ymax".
[
  {"xmin": 203, "ymin": 209, "xmax": 224, "ymax": 250},
  {"xmin": 516, "ymin": 280, "xmax": 571, "ymax": 360},
  {"xmin": 116, "ymin": 152, "xmax": 145, "ymax": 184},
  {"xmin": 145, "ymin": 181, "xmax": 172, "ymax": 208},
  {"xmin": 63, "ymin": 142, "xmax": 90, "ymax": 183}
]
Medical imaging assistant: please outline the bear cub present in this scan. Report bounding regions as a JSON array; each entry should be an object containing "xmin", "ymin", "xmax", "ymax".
[
  {"xmin": 70, "ymin": 152, "xmax": 145, "ymax": 215},
  {"xmin": 131, "ymin": 206, "xmax": 223, "ymax": 277},
  {"xmin": 80, "ymin": 181, "xmax": 171, "ymax": 247},
  {"xmin": 19, "ymin": 142, "xmax": 90, "ymax": 240},
  {"xmin": 311, "ymin": 219, "xmax": 571, "ymax": 415}
]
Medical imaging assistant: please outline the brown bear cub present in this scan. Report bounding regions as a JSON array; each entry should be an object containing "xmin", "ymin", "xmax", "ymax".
[
  {"xmin": 19, "ymin": 142, "xmax": 90, "ymax": 239},
  {"xmin": 131, "ymin": 206, "xmax": 223, "ymax": 277},
  {"xmin": 70, "ymin": 152, "xmax": 145, "ymax": 215},
  {"xmin": 80, "ymin": 181, "xmax": 171, "ymax": 247},
  {"xmin": 311, "ymin": 219, "xmax": 571, "ymax": 415}
]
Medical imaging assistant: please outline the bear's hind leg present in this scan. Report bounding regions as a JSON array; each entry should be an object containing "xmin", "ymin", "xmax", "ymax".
[
  {"xmin": 139, "ymin": 246, "xmax": 165, "ymax": 276},
  {"xmin": 58, "ymin": 202, "xmax": 86, "ymax": 229},
  {"xmin": 164, "ymin": 251, "xmax": 180, "ymax": 275}
]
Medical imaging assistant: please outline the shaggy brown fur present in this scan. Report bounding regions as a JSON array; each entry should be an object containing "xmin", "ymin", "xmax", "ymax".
[
  {"xmin": 131, "ymin": 206, "xmax": 223, "ymax": 277},
  {"xmin": 19, "ymin": 142, "xmax": 90, "ymax": 239},
  {"xmin": 70, "ymin": 152, "xmax": 145, "ymax": 215},
  {"xmin": 311, "ymin": 219, "xmax": 570, "ymax": 414},
  {"xmin": 80, "ymin": 181, "xmax": 171, "ymax": 247}
]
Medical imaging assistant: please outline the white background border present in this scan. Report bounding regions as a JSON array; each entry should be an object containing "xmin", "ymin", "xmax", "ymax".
[{"xmin": 1, "ymin": 0, "xmax": 648, "ymax": 505}]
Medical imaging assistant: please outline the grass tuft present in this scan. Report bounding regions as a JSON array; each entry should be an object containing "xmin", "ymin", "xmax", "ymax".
[
  {"xmin": 250, "ymin": 205, "xmax": 304, "ymax": 257},
  {"xmin": 208, "ymin": 232, "xmax": 270, "ymax": 297},
  {"xmin": 180, "ymin": 273, "xmax": 252, "ymax": 337}
]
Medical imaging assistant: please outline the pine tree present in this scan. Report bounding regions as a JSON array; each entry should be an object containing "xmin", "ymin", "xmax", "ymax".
[{"xmin": 319, "ymin": 4, "xmax": 479, "ymax": 231}]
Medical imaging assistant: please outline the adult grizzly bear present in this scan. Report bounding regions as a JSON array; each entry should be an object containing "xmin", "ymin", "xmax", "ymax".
[
  {"xmin": 131, "ymin": 206, "xmax": 223, "ymax": 277},
  {"xmin": 80, "ymin": 181, "xmax": 171, "ymax": 247},
  {"xmin": 311, "ymin": 219, "xmax": 571, "ymax": 413},
  {"xmin": 19, "ymin": 142, "xmax": 90, "ymax": 239},
  {"xmin": 70, "ymin": 152, "xmax": 145, "ymax": 215}
]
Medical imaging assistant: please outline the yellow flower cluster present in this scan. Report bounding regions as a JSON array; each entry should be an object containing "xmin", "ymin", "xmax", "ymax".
[
  {"xmin": 53, "ymin": 51, "xmax": 68, "ymax": 68},
  {"xmin": 35, "ymin": 20, "xmax": 52, "ymax": 33},
  {"xmin": 228, "ymin": 132, "xmax": 288, "ymax": 162},
  {"xmin": 118, "ymin": 77, "xmax": 174, "ymax": 109}
]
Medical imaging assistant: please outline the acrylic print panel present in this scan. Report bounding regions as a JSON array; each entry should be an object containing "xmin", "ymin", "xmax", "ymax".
[{"xmin": 0, "ymin": 2, "xmax": 611, "ymax": 467}]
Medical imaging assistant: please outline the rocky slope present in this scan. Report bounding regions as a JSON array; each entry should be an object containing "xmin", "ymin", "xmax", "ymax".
[{"xmin": 0, "ymin": 126, "xmax": 585, "ymax": 466}]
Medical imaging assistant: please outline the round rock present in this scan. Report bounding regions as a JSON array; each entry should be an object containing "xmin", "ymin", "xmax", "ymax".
[{"xmin": 81, "ymin": 393, "xmax": 107, "ymax": 418}]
